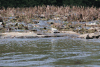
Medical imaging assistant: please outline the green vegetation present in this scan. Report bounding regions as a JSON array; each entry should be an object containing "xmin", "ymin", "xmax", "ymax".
[{"xmin": 0, "ymin": 0, "xmax": 100, "ymax": 8}]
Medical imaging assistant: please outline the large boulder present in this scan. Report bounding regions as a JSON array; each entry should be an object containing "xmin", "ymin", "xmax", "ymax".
[
  {"xmin": 79, "ymin": 32, "xmax": 100, "ymax": 39},
  {"xmin": 86, "ymin": 34, "xmax": 93, "ymax": 39}
]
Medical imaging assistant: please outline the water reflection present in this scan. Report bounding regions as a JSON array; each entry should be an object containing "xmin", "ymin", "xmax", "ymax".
[
  {"xmin": 51, "ymin": 39, "xmax": 56, "ymax": 52},
  {"xmin": 0, "ymin": 38, "xmax": 100, "ymax": 66}
]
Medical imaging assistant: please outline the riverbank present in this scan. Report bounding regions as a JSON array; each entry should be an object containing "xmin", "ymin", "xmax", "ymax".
[{"xmin": 0, "ymin": 6, "xmax": 100, "ymax": 39}]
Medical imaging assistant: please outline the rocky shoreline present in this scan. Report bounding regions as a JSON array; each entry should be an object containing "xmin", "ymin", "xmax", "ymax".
[{"xmin": 1, "ymin": 6, "xmax": 100, "ymax": 39}]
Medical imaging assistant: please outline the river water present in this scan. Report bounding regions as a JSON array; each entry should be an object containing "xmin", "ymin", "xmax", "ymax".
[{"xmin": 0, "ymin": 37, "xmax": 100, "ymax": 67}]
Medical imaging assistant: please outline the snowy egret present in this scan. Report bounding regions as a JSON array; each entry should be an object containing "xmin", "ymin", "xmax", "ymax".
[{"xmin": 51, "ymin": 28, "xmax": 58, "ymax": 33}]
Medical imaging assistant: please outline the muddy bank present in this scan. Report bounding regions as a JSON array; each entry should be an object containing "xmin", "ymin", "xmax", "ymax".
[
  {"xmin": 0, "ymin": 31, "xmax": 80, "ymax": 39},
  {"xmin": 0, "ymin": 31, "xmax": 100, "ymax": 39}
]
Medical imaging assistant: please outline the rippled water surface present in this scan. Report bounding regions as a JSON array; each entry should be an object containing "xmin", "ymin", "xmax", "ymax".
[{"xmin": 0, "ymin": 37, "xmax": 100, "ymax": 67}]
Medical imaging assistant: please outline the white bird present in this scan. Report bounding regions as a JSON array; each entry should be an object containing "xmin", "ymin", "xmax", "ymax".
[
  {"xmin": 0, "ymin": 22, "xmax": 2, "ymax": 25},
  {"xmin": 51, "ymin": 28, "xmax": 58, "ymax": 33}
]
